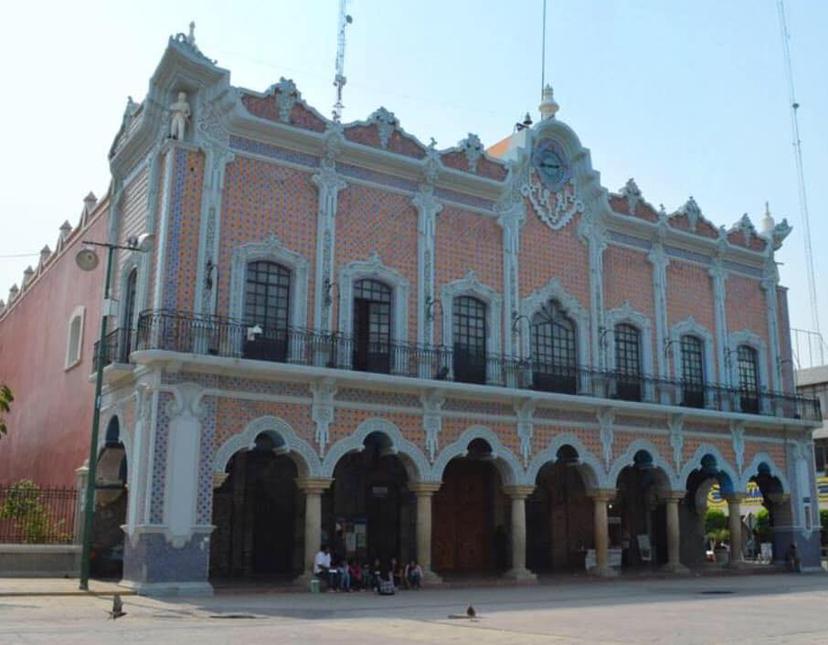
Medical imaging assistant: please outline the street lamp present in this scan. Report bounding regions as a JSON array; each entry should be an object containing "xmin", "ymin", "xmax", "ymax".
[{"xmin": 75, "ymin": 234, "xmax": 150, "ymax": 591}]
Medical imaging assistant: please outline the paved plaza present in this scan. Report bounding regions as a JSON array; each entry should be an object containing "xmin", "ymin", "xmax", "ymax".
[{"xmin": 1, "ymin": 573, "xmax": 828, "ymax": 643}]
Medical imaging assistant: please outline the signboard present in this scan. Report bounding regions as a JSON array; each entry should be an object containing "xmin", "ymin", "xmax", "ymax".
[{"xmin": 708, "ymin": 476, "xmax": 828, "ymax": 512}]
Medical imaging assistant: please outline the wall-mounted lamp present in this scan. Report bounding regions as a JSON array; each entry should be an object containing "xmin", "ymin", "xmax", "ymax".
[
  {"xmin": 663, "ymin": 338, "xmax": 677, "ymax": 361},
  {"xmin": 204, "ymin": 258, "xmax": 218, "ymax": 291},
  {"xmin": 323, "ymin": 278, "xmax": 337, "ymax": 308},
  {"xmin": 425, "ymin": 295, "xmax": 443, "ymax": 323}
]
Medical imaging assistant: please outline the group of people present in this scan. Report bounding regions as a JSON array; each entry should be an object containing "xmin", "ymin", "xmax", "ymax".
[{"xmin": 313, "ymin": 545, "xmax": 424, "ymax": 592}]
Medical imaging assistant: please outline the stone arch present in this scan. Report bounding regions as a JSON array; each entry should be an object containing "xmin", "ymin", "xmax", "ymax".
[
  {"xmin": 608, "ymin": 438, "xmax": 677, "ymax": 490},
  {"xmin": 739, "ymin": 451, "xmax": 789, "ymax": 493},
  {"xmin": 679, "ymin": 444, "xmax": 739, "ymax": 494},
  {"xmin": 213, "ymin": 415, "xmax": 321, "ymax": 479},
  {"xmin": 432, "ymin": 425, "xmax": 523, "ymax": 486},
  {"xmin": 321, "ymin": 417, "xmax": 430, "ymax": 482},
  {"xmin": 526, "ymin": 432, "xmax": 604, "ymax": 490}
]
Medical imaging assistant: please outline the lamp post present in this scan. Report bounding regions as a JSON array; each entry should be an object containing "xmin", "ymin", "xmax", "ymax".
[{"xmin": 75, "ymin": 235, "xmax": 149, "ymax": 591}]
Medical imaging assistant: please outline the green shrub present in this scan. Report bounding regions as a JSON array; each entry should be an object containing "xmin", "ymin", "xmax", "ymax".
[
  {"xmin": 705, "ymin": 509, "xmax": 727, "ymax": 534},
  {"xmin": 0, "ymin": 480, "xmax": 60, "ymax": 543}
]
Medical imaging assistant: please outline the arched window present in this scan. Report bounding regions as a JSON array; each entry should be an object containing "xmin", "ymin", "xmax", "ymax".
[
  {"xmin": 353, "ymin": 278, "xmax": 392, "ymax": 373},
  {"xmin": 614, "ymin": 323, "xmax": 642, "ymax": 401},
  {"xmin": 737, "ymin": 344, "xmax": 760, "ymax": 413},
  {"xmin": 680, "ymin": 334, "xmax": 705, "ymax": 408},
  {"xmin": 453, "ymin": 295, "xmax": 487, "ymax": 384},
  {"xmin": 243, "ymin": 261, "xmax": 291, "ymax": 362},
  {"xmin": 530, "ymin": 300, "xmax": 577, "ymax": 393},
  {"xmin": 121, "ymin": 268, "xmax": 138, "ymax": 361},
  {"xmin": 65, "ymin": 307, "xmax": 85, "ymax": 369}
]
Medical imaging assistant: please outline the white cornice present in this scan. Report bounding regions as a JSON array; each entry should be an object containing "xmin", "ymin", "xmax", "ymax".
[{"xmin": 128, "ymin": 349, "xmax": 819, "ymax": 432}]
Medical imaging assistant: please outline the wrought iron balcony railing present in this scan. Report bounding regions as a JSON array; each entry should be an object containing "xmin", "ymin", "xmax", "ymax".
[{"xmin": 111, "ymin": 309, "xmax": 821, "ymax": 423}]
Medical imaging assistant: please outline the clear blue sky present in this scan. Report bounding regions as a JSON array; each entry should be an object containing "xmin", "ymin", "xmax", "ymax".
[{"xmin": 1, "ymin": 0, "xmax": 825, "ymax": 351}]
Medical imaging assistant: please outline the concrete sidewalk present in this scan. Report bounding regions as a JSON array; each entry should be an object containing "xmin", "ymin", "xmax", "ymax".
[{"xmin": 0, "ymin": 577, "xmax": 131, "ymax": 597}]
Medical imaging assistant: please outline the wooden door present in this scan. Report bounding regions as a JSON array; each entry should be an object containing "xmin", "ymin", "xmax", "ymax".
[{"xmin": 432, "ymin": 460, "xmax": 492, "ymax": 572}]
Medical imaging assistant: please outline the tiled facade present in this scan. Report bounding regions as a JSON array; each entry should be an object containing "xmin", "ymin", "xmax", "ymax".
[{"xmin": 0, "ymin": 31, "xmax": 822, "ymax": 593}]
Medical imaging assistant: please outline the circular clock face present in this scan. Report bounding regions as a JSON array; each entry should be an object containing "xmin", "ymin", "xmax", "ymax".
[{"xmin": 532, "ymin": 141, "xmax": 569, "ymax": 190}]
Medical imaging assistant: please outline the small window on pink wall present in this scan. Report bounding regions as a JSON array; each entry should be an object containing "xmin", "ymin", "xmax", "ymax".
[{"xmin": 65, "ymin": 305, "xmax": 85, "ymax": 370}]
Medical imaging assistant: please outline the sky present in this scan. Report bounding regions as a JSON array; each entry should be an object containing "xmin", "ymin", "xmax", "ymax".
[{"xmin": 0, "ymin": 0, "xmax": 826, "ymax": 363}]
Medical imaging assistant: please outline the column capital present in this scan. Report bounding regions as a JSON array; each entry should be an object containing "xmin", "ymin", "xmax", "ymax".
[
  {"xmin": 588, "ymin": 489, "xmax": 617, "ymax": 503},
  {"xmin": 659, "ymin": 490, "xmax": 686, "ymax": 503},
  {"xmin": 297, "ymin": 477, "xmax": 334, "ymax": 494},
  {"xmin": 409, "ymin": 482, "xmax": 442, "ymax": 496},
  {"xmin": 212, "ymin": 472, "xmax": 229, "ymax": 489},
  {"xmin": 503, "ymin": 485, "xmax": 536, "ymax": 500}
]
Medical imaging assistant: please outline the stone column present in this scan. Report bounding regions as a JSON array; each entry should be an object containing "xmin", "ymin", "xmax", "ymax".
[
  {"xmin": 503, "ymin": 485, "xmax": 537, "ymax": 581},
  {"xmin": 724, "ymin": 493, "xmax": 746, "ymax": 567},
  {"xmin": 661, "ymin": 492, "xmax": 689, "ymax": 573},
  {"xmin": 589, "ymin": 489, "xmax": 617, "ymax": 577},
  {"xmin": 409, "ymin": 482, "xmax": 442, "ymax": 583},
  {"xmin": 297, "ymin": 478, "xmax": 333, "ymax": 582}
]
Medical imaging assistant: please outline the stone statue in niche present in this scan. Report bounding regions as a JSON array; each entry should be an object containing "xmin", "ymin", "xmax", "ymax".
[{"xmin": 169, "ymin": 91, "xmax": 191, "ymax": 140}]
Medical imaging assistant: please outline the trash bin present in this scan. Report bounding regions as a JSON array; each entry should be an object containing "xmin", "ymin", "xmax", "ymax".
[{"xmin": 310, "ymin": 577, "xmax": 320, "ymax": 594}]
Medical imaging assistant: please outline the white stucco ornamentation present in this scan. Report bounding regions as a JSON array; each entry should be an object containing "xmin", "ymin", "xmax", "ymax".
[
  {"xmin": 730, "ymin": 421, "xmax": 745, "ymax": 474},
  {"xmin": 522, "ymin": 175, "xmax": 584, "ymax": 231},
  {"xmin": 597, "ymin": 408, "xmax": 614, "ymax": 470},
  {"xmin": 515, "ymin": 399, "xmax": 536, "ymax": 467},
  {"xmin": 440, "ymin": 271, "xmax": 502, "ymax": 382},
  {"xmin": 311, "ymin": 379, "xmax": 337, "ymax": 457},
  {"xmin": 668, "ymin": 414, "xmax": 684, "ymax": 474},
  {"xmin": 369, "ymin": 107, "xmax": 398, "ymax": 149},
  {"xmin": 421, "ymin": 391, "xmax": 445, "ymax": 463},
  {"xmin": 163, "ymin": 383, "xmax": 206, "ymax": 548},
  {"xmin": 670, "ymin": 317, "xmax": 716, "ymax": 393},
  {"xmin": 673, "ymin": 196, "xmax": 702, "ymax": 232},
  {"xmin": 431, "ymin": 425, "xmax": 523, "ymax": 486},
  {"xmin": 213, "ymin": 415, "xmax": 322, "ymax": 479},
  {"xmin": 273, "ymin": 77, "xmax": 299, "ymax": 123},
  {"xmin": 604, "ymin": 301, "xmax": 655, "ymax": 383},
  {"xmin": 229, "ymin": 234, "xmax": 309, "ymax": 331},
  {"xmin": 458, "ymin": 133, "xmax": 483, "ymax": 172},
  {"xmin": 338, "ymin": 252, "xmax": 410, "ymax": 370},
  {"xmin": 321, "ymin": 418, "xmax": 431, "ymax": 482},
  {"xmin": 313, "ymin": 127, "xmax": 348, "ymax": 333},
  {"xmin": 413, "ymin": 185, "xmax": 443, "ymax": 346}
]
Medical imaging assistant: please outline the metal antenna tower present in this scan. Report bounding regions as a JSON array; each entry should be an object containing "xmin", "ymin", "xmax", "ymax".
[
  {"xmin": 541, "ymin": 0, "xmax": 547, "ymax": 95},
  {"xmin": 777, "ymin": 0, "xmax": 820, "ymax": 334},
  {"xmin": 332, "ymin": 0, "xmax": 353, "ymax": 122}
]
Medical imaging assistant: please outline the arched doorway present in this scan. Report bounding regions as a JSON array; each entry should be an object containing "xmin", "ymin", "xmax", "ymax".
[
  {"xmin": 210, "ymin": 432, "xmax": 302, "ymax": 580},
  {"xmin": 681, "ymin": 453, "xmax": 737, "ymax": 567},
  {"xmin": 613, "ymin": 449, "xmax": 672, "ymax": 568},
  {"xmin": 324, "ymin": 432, "xmax": 414, "ymax": 568},
  {"xmin": 527, "ymin": 445, "xmax": 595, "ymax": 573},
  {"xmin": 91, "ymin": 416, "xmax": 127, "ymax": 579},
  {"xmin": 432, "ymin": 438, "xmax": 509, "ymax": 575}
]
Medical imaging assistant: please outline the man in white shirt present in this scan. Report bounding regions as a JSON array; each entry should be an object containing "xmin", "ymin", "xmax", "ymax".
[{"xmin": 313, "ymin": 545, "xmax": 333, "ymax": 590}]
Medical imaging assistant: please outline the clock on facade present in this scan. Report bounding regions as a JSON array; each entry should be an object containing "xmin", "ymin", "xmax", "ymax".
[{"xmin": 532, "ymin": 140, "xmax": 569, "ymax": 191}]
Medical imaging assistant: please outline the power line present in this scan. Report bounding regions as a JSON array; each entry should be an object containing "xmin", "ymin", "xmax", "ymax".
[
  {"xmin": 777, "ymin": 0, "xmax": 820, "ymax": 335},
  {"xmin": 0, "ymin": 252, "xmax": 39, "ymax": 259}
]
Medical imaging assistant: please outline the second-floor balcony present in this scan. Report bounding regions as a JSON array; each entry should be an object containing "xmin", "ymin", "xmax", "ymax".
[{"xmin": 96, "ymin": 309, "xmax": 822, "ymax": 423}]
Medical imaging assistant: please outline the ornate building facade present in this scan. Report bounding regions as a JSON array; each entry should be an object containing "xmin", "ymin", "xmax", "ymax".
[{"xmin": 0, "ymin": 29, "xmax": 822, "ymax": 594}]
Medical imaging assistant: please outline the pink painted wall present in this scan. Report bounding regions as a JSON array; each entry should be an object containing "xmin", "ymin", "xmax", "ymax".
[{"xmin": 0, "ymin": 207, "xmax": 109, "ymax": 486}]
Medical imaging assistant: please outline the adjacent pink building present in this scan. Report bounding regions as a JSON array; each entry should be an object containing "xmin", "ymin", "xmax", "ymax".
[{"xmin": 0, "ymin": 28, "xmax": 821, "ymax": 594}]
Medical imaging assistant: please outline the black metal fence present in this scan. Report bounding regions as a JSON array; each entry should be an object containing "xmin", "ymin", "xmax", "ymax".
[
  {"xmin": 124, "ymin": 309, "xmax": 822, "ymax": 423},
  {"xmin": 0, "ymin": 482, "xmax": 77, "ymax": 544}
]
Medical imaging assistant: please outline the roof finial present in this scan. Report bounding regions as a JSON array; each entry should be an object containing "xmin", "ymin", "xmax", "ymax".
[
  {"xmin": 539, "ymin": 84, "xmax": 559, "ymax": 120},
  {"xmin": 187, "ymin": 21, "xmax": 196, "ymax": 46},
  {"xmin": 760, "ymin": 201, "xmax": 775, "ymax": 238}
]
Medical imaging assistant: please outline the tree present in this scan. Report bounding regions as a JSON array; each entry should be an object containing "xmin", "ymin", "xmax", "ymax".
[{"xmin": 0, "ymin": 384, "xmax": 12, "ymax": 438}]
